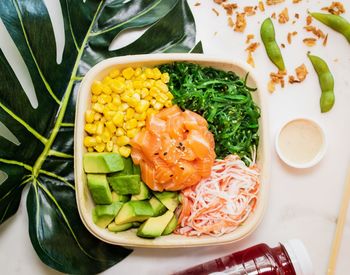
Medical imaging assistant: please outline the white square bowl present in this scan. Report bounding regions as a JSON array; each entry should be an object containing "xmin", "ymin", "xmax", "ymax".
[{"xmin": 74, "ymin": 53, "xmax": 270, "ymax": 248}]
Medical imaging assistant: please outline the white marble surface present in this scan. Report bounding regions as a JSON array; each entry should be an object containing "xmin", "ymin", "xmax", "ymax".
[{"xmin": 1, "ymin": 0, "xmax": 350, "ymax": 274}]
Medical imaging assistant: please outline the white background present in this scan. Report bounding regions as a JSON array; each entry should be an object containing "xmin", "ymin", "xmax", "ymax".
[{"xmin": 0, "ymin": 0, "xmax": 350, "ymax": 274}]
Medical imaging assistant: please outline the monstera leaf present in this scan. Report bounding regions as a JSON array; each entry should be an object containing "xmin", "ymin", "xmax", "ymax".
[{"xmin": 0, "ymin": 0, "xmax": 198, "ymax": 273}]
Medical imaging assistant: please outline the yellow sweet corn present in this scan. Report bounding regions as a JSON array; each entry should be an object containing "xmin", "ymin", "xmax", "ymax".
[
  {"xmin": 85, "ymin": 65, "xmax": 173, "ymax": 152},
  {"xmin": 116, "ymin": 136, "xmax": 130, "ymax": 146},
  {"xmin": 84, "ymin": 136, "xmax": 97, "ymax": 147},
  {"xmin": 122, "ymin": 67, "xmax": 135, "ymax": 80},
  {"xmin": 85, "ymin": 110, "xmax": 95, "ymax": 123},
  {"xmin": 91, "ymin": 81, "xmax": 103, "ymax": 95},
  {"xmin": 119, "ymin": 146, "xmax": 131, "ymax": 157}
]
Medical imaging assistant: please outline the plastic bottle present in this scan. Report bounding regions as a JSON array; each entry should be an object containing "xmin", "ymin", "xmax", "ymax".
[{"xmin": 174, "ymin": 239, "xmax": 313, "ymax": 275}]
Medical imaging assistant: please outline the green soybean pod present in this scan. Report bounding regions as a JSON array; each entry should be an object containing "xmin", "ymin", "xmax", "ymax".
[
  {"xmin": 260, "ymin": 18, "xmax": 285, "ymax": 71},
  {"xmin": 310, "ymin": 12, "xmax": 350, "ymax": 44},
  {"xmin": 307, "ymin": 53, "xmax": 335, "ymax": 113}
]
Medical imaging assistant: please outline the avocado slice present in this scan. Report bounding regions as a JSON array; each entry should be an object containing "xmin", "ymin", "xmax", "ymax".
[
  {"xmin": 112, "ymin": 191, "xmax": 130, "ymax": 203},
  {"xmin": 153, "ymin": 191, "xmax": 179, "ymax": 211},
  {"xmin": 148, "ymin": 196, "xmax": 167, "ymax": 217},
  {"xmin": 92, "ymin": 201, "xmax": 123, "ymax": 228},
  {"xmin": 107, "ymin": 222, "xmax": 133, "ymax": 232},
  {"xmin": 132, "ymin": 222, "xmax": 141, "ymax": 228},
  {"xmin": 87, "ymin": 174, "xmax": 112, "ymax": 204},
  {"xmin": 109, "ymin": 157, "xmax": 134, "ymax": 176},
  {"xmin": 133, "ymin": 164, "xmax": 141, "ymax": 175},
  {"xmin": 108, "ymin": 174, "xmax": 141, "ymax": 195},
  {"xmin": 115, "ymin": 201, "xmax": 153, "ymax": 225},
  {"xmin": 162, "ymin": 215, "xmax": 178, "ymax": 235},
  {"xmin": 131, "ymin": 182, "xmax": 150, "ymax": 201},
  {"xmin": 83, "ymin": 152, "xmax": 124, "ymax": 173},
  {"xmin": 137, "ymin": 210, "xmax": 174, "ymax": 238}
]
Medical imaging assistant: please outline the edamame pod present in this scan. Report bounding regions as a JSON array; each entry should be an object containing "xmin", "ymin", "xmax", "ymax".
[
  {"xmin": 260, "ymin": 18, "xmax": 285, "ymax": 71},
  {"xmin": 310, "ymin": 12, "xmax": 350, "ymax": 44},
  {"xmin": 307, "ymin": 53, "xmax": 335, "ymax": 113}
]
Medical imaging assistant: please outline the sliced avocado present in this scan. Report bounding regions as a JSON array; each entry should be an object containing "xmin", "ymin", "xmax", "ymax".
[
  {"xmin": 107, "ymin": 222, "xmax": 133, "ymax": 232},
  {"xmin": 149, "ymin": 196, "xmax": 167, "ymax": 217},
  {"xmin": 87, "ymin": 174, "xmax": 112, "ymax": 204},
  {"xmin": 137, "ymin": 210, "xmax": 174, "ymax": 238},
  {"xmin": 108, "ymin": 174, "xmax": 141, "ymax": 195},
  {"xmin": 92, "ymin": 201, "xmax": 123, "ymax": 228},
  {"xmin": 153, "ymin": 191, "xmax": 179, "ymax": 211},
  {"xmin": 109, "ymin": 157, "xmax": 134, "ymax": 176},
  {"xmin": 133, "ymin": 164, "xmax": 141, "ymax": 175},
  {"xmin": 132, "ymin": 222, "xmax": 141, "ymax": 228},
  {"xmin": 112, "ymin": 191, "xmax": 130, "ymax": 203},
  {"xmin": 131, "ymin": 182, "xmax": 150, "ymax": 201},
  {"xmin": 115, "ymin": 201, "xmax": 153, "ymax": 225},
  {"xmin": 162, "ymin": 215, "xmax": 178, "ymax": 235},
  {"xmin": 83, "ymin": 152, "xmax": 124, "ymax": 173}
]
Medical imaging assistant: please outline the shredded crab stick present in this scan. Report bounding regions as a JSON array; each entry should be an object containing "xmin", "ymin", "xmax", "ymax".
[{"xmin": 175, "ymin": 155, "xmax": 260, "ymax": 237}]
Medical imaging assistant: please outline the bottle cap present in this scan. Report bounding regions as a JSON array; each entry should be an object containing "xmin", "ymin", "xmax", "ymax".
[{"xmin": 282, "ymin": 239, "xmax": 314, "ymax": 275}]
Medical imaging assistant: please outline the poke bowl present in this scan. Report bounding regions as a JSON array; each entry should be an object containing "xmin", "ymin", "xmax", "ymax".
[{"xmin": 74, "ymin": 53, "xmax": 270, "ymax": 248}]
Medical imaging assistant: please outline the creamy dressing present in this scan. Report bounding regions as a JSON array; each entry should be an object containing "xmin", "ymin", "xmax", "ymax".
[{"xmin": 278, "ymin": 119, "xmax": 324, "ymax": 164}]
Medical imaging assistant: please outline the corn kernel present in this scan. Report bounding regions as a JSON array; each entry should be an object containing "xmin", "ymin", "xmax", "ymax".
[
  {"xmin": 133, "ymin": 80, "xmax": 143, "ymax": 89},
  {"xmin": 145, "ymin": 68, "xmax": 154, "ymax": 79},
  {"xmin": 106, "ymin": 141, "xmax": 114, "ymax": 152},
  {"xmin": 121, "ymin": 93, "xmax": 131, "ymax": 103},
  {"xmin": 119, "ymin": 146, "xmax": 131, "ymax": 157},
  {"xmin": 150, "ymin": 87, "xmax": 160, "ymax": 97},
  {"xmin": 132, "ymin": 93, "xmax": 141, "ymax": 101},
  {"xmin": 134, "ymin": 112, "xmax": 147, "ymax": 121},
  {"xmin": 122, "ymin": 67, "xmax": 135, "ymax": 79},
  {"xmin": 161, "ymin": 72, "xmax": 170, "ymax": 83},
  {"xmin": 105, "ymin": 121, "xmax": 117, "ymax": 134},
  {"xmin": 137, "ymin": 73, "xmax": 147, "ymax": 81},
  {"xmin": 91, "ymin": 81, "xmax": 103, "ymax": 95},
  {"xmin": 134, "ymin": 67, "xmax": 142, "ymax": 77},
  {"xmin": 107, "ymin": 103, "xmax": 118, "ymax": 111},
  {"xmin": 125, "ymin": 80, "xmax": 134, "ymax": 90},
  {"xmin": 166, "ymin": 92, "xmax": 174, "ymax": 100},
  {"xmin": 102, "ymin": 84, "xmax": 112, "ymax": 94},
  {"xmin": 135, "ymin": 99, "xmax": 150, "ymax": 113},
  {"xmin": 109, "ymin": 69, "xmax": 120, "ymax": 78},
  {"xmin": 112, "ymin": 95, "xmax": 121, "ymax": 105},
  {"xmin": 125, "ymin": 108, "xmax": 135, "ymax": 120},
  {"xmin": 98, "ymin": 94, "xmax": 112, "ymax": 105},
  {"xmin": 144, "ymin": 95, "xmax": 152, "ymax": 101},
  {"xmin": 100, "ymin": 117, "xmax": 106, "ymax": 123},
  {"xmin": 84, "ymin": 136, "xmax": 97, "ymax": 147},
  {"xmin": 153, "ymin": 102, "xmax": 164, "ymax": 111},
  {"xmin": 115, "ymin": 127, "xmax": 125, "ymax": 137},
  {"xmin": 84, "ymin": 124, "xmax": 96, "ymax": 135},
  {"xmin": 137, "ymin": 121, "xmax": 145, "ymax": 128},
  {"xmin": 146, "ymin": 108, "xmax": 157, "ymax": 118},
  {"xmin": 141, "ymin": 88, "xmax": 150, "ymax": 98},
  {"xmin": 94, "ymin": 143, "xmax": 106, "ymax": 153},
  {"xmin": 116, "ymin": 136, "xmax": 130, "ymax": 146},
  {"xmin": 112, "ymin": 144, "xmax": 119, "ymax": 153},
  {"xmin": 127, "ymin": 128, "xmax": 140, "ymax": 138},
  {"xmin": 156, "ymin": 93, "xmax": 168, "ymax": 104},
  {"xmin": 101, "ymin": 129, "xmax": 111, "ymax": 143},
  {"xmin": 150, "ymin": 99, "xmax": 157, "ymax": 106},
  {"xmin": 125, "ymin": 118, "xmax": 138, "ymax": 130},
  {"xmin": 152, "ymin": 68, "xmax": 162, "ymax": 79},
  {"xmin": 87, "ymin": 147, "xmax": 94, "ymax": 152},
  {"xmin": 96, "ymin": 121, "xmax": 104, "ymax": 135},
  {"xmin": 85, "ymin": 110, "xmax": 95, "ymax": 123},
  {"xmin": 94, "ymin": 113, "xmax": 102, "ymax": 121},
  {"xmin": 111, "ymin": 136, "xmax": 118, "ymax": 144},
  {"xmin": 155, "ymin": 80, "xmax": 168, "ymax": 92},
  {"xmin": 102, "ymin": 76, "xmax": 113, "ymax": 85},
  {"xmin": 116, "ymin": 76, "xmax": 125, "ymax": 82},
  {"xmin": 110, "ymin": 81, "xmax": 125, "ymax": 94},
  {"xmin": 92, "ymin": 103, "xmax": 104, "ymax": 113},
  {"xmin": 91, "ymin": 95, "xmax": 98, "ymax": 103},
  {"xmin": 96, "ymin": 136, "xmax": 102, "ymax": 144},
  {"xmin": 164, "ymin": 100, "xmax": 172, "ymax": 108},
  {"xmin": 118, "ymin": 103, "xmax": 129, "ymax": 112},
  {"xmin": 112, "ymin": 111, "xmax": 124, "ymax": 127}
]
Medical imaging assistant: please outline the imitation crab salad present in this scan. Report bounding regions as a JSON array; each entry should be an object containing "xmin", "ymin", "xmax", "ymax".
[{"xmin": 82, "ymin": 62, "xmax": 261, "ymax": 239}]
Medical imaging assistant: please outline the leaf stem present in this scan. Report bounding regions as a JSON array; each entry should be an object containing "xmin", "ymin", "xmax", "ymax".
[
  {"xmin": 48, "ymin": 150, "xmax": 73, "ymax": 158},
  {"xmin": 32, "ymin": 1, "xmax": 104, "ymax": 178},
  {"xmin": 0, "ymin": 158, "xmax": 32, "ymax": 171}
]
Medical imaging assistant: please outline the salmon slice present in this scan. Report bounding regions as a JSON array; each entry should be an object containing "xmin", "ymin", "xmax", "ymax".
[
  {"xmin": 166, "ymin": 113, "xmax": 185, "ymax": 140},
  {"xmin": 156, "ymin": 105, "xmax": 181, "ymax": 120},
  {"xmin": 146, "ymin": 115, "xmax": 166, "ymax": 136},
  {"xmin": 186, "ymin": 129, "xmax": 211, "ymax": 159},
  {"xmin": 182, "ymin": 110, "xmax": 208, "ymax": 130}
]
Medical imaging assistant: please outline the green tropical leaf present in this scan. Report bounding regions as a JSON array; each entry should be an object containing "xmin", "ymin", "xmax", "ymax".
[{"xmin": 0, "ymin": 0, "xmax": 197, "ymax": 273}]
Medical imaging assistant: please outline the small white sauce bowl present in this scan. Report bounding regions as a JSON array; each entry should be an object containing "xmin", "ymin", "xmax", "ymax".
[{"xmin": 275, "ymin": 118, "xmax": 327, "ymax": 169}]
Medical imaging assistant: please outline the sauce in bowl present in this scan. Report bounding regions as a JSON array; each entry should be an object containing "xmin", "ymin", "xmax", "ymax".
[{"xmin": 276, "ymin": 118, "xmax": 326, "ymax": 168}]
